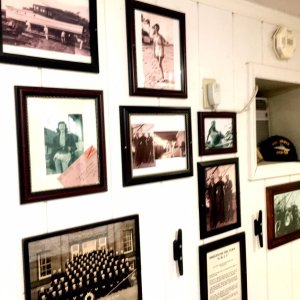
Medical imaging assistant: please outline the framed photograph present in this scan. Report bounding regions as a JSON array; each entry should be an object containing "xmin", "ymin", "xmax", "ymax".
[
  {"xmin": 23, "ymin": 214, "xmax": 143, "ymax": 300},
  {"xmin": 0, "ymin": 0, "xmax": 99, "ymax": 72},
  {"xmin": 198, "ymin": 112, "xmax": 237, "ymax": 156},
  {"xmin": 15, "ymin": 86, "xmax": 107, "ymax": 204},
  {"xmin": 266, "ymin": 181, "xmax": 300, "ymax": 249},
  {"xmin": 197, "ymin": 158, "xmax": 241, "ymax": 238},
  {"xmin": 199, "ymin": 232, "xmax": 248, "ymax": 300},
  {"xmin": 119, "ymin": 106, "xmax": 193, "ymax": 186},
  {"xmin": 125, "ymin": 0, "xmax": 187, "ymax": 98}
]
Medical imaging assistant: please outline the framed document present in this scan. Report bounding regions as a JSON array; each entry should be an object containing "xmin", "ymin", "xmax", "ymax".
[
  {"xmin": 199, "ymin": 232, "xmax": 248, "ymax": 300},
  {"xmin": 15, "ymin": 86, "xmax": 107, "ymax": 204}
]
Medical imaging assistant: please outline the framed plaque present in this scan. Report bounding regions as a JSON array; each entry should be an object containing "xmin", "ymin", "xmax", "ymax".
[{"xmin": 199, "ymin": 232, "xmax": 248, "ymax": 300}]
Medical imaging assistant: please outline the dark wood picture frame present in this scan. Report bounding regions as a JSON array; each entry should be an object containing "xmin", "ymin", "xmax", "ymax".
[
  {"xmin": 15, "ymin": 86, "xmax": 107, "ymax": 204},
  {"xmin": 22, "ymin": 214, "xmax": 143, "ymax": 300},
  {"xmin": 266, "ymin": 181, "xmax": 300, "ymax": 249},
  {"xmin": 197, "ymin": 158, "xmax": 241, "ymax": 239},
  {"xmin": 119, "ymin": 106, "xmax": 193, "ymax": 186},
  {"xmin": 125, "ymin": 0, "xmax": 187, "ymax": 98},
  {"xmin": 199, "ymin": 232, "xmax": 248, "ymax": 300},
  {"xmin": 198, "ymin": 112, "xmax": 237, "ymax": 156},
  {"xmin": 0, "ymin": 0, "xmax": 99, "ymax": 72}
]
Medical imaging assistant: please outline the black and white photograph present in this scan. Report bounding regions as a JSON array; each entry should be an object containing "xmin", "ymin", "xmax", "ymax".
[
  {"xmin": 15, "ymin": 86, "xmax": 107, "ymax": 204},
  {"xmin": 274, "ymin": 190, "xmax": 300, "ymax": 239},
  {"xmin": 0, "ymin": 0, "xmax": 99, "ymax": 72},
  {"xmin": 197, "ymin": 158, "xmax": 241, "ymax": 239},
  {"xmin": 125, "ymin": 0, "xmax": 187, "ymax": 97},
  {"xmin": 267, "ymin": 181, "xmax": 300, "ymax": 249},
  {"xmin": 120, "ymin": 106, "xmax": 193, "ymax": 186},
  {"xmin": 198, "ymin": 112, "xmax": 237, "ymax": 156},
  {"xmin": 22, "ymin": 215, "xmax": 143, "ymax": 300},
  {"xmin": 45, "ymin": 115, "xmax": 84, "ymax": 175}
]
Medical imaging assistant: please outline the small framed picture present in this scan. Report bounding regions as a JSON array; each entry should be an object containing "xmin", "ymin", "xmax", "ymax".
[
  {"xmin": 198, "ymin": 112, "xmax": 237, "ymax": 156},
  {"xmin": 199, "ymin": 232, "xmax": 248, "ymax": 300},
  {"xmin": 119, "ymin": 106, "xmax": 193, "ymax": 186},
  {"xmin": 15, "ymin": 86, "xmax": 107, "ymax": 204},
  {"xmin": 0, "ymin": 0, "xmax": 99, "ymax": 72},
  {"xmin": 22, "ymin": 214, "xmax": 143, "ymax": 300},
  {"xmin": 266, "ymin": 181, "xmax": 300, "ymax": 249},
  {"xmin": 125, "ymin": 0, "xmax": 187, "ymax": 98},
  {"xmin": 197, "ymin": 158, "xmax": 241, "ymax": 239}
]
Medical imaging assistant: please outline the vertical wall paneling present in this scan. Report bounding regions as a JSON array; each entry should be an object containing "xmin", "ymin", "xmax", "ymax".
[{"xmin": 2, "ymin": 0, "xmax": 300, "ymax": 299}]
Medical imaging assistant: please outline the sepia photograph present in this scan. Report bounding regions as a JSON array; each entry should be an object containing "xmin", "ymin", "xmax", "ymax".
[
  {"xmin": 137, "ymin": 11, "xmax": 177, "ymax": 90},
  {"xmin": 15, "ymin": 86, "xmax": 107, "ymax": 204},
  {"xmin": 131, "ymin": 124, "xmax": 155, "ymax": 170},
  {"xmin": 267, "ymin": 181, "xmax": 300, "ymax": 249},
  {"xmin": 198, "ymin": 112, "xmax": 237, "ymax": 156},
  {"xmin": 197, "ymin": 158, "xmax": 241, "ymax": 238},
  {"xmin": 120, "ymin": 106, "xmax": 193, "ymax": 186},
  {"xmin": 22, "ymin": 215, "xmax": 143, "ymax": 300},
  {"xmin": 126, "ymin": 0, "xmax": 187, "ymax": 97},
  {"xmin": 131, "ymin": 124, "xmax": 186, "ymax": 170},
  {"xmin": 0, "ymin": 0, "xmax": 99, "ymax": 72}
]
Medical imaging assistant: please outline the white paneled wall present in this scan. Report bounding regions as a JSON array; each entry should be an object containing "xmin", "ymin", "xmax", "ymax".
[{"xmin": 1, "ymin": 0, "xmax": 300, "ymax": 299}]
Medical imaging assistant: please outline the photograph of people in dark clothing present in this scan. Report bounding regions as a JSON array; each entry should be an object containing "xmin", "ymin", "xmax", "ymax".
[
  {"xmin": 23, "ymin": 216, "xmax": 142, "ymax": 300},
  {"xmin": 131, "ymin": 123, "xmax": 186, "ymax": 170},
  {"xmin": 132, "ymin": 124, "xmax": 155, "ymax": 169},
  {"xmin": 198, "ymin": 158, "xmax": 241, "ymax": 238}
]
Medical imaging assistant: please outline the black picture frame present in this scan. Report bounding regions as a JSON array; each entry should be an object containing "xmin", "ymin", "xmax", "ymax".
[
  {"xmin": 197, "ymin": 158, "xmax": 241, "ymax": 239},
  {"xmin": 0, "ymin": 0, "xmax": 99, "ymax": 72},
  {"xmin": 198, "ymin": 112, "xmax": 237, "ymax": 156},
  {"xmin": 125, "ymin": 0, "xmax": 187, "ymax": 98},
  {"xmin": 119, "ymin": 106, "xmax": 193, "ymax": 186},
  {"xmin": 22, "ymin": 214, "xmax": 143, "ymax": 300},
  {"xmin": 266, "ymin": 181, "xmax": 300, "ymax": 249},
  {"xmin": 15, "ymin": 86, "xmax": 107, "ymax": 204},
  {"xmin": 199, "ymin": 232, "xmax": 248, "ymax": 300}
]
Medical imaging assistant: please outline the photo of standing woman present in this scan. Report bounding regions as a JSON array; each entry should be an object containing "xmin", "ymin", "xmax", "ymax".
[{"xmin": 126, "ymin": 1, "xmax": 187, "ymax": 97}]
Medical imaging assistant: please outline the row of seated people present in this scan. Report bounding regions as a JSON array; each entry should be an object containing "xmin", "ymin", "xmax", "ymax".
[
  {"xmin": 67, "ymin": 249, "xmax": 125, "ymax": 272},
  {"xmin": 53, "ymin": 259, "xmax": 131, "ymax": 288},
  {"xmin": 38, "ymin": 269, "xmax": 132, "ymax": 300},
  {"xmin": 38, "ymin": 248, "xmax": 134, "ymax": 300}
]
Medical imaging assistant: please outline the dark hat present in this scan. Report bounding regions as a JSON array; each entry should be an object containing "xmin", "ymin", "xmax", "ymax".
[{"xmin": 258, "ymin": 135, "xmax": 298, "ymax": 162}]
